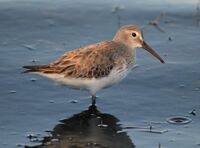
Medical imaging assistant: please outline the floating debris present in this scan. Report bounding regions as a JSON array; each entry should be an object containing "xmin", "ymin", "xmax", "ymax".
[
  {"xmin": 149, "ymin": 124, "xmax": 153, "ymax": 131},
  {"xmin": 30, "ymin": 78, "xmax": 37, "ymax": 82},
  {"xmin": 22, "ymin": 44, "xmax": 36, "ymax": 50},
  {"xmin": 148, "ymin": 13, "xmax": 165, "ymax": 33},
  {"xmin": 111, "ymin": 5, "xmax": 125, "ymax": 28},
  {"xmin": 9, "ymin": 90, "xmax": 17, "ymax": 94},
  {"xmin": 111, "ymin": 5, "xmax": 125, "ymax": 13},
  {"xmin": 30, "ymin": 59, "xmax": 39, "ymax": 63},
  {"xmin": 168, "ymin": 36, "xmax": 173, "ymax": 41},
  {"xmin": 48, "ymin": 100, "xmax": 55, "ymax": 103},
  {"xmin": 195, "ymin": 0, "xmax": 200, "ymax": 26},
  {"xmin": 189, "ymin": 109, "xmax": 196, "ymax": 116},
  {"xmin": 167, "ymin": 116, "xmax": 192, "ymax": 125},
  {"xmin": 69, "ymin": 100, "xmax": 78, "ymax": 104}
]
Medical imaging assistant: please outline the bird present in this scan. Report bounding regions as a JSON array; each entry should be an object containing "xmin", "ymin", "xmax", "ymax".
[{"xmin": 23, "ymin": 25, "xmax": 165, "ymax": 105}]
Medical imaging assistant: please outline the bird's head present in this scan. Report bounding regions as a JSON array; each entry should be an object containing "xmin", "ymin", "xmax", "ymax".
[{"xmin": 113, "ymin": 25, "xmax": 165, "ymax": 63}]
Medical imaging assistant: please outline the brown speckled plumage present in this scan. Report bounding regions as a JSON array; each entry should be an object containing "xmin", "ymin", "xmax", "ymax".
[{"xmin": 25, "ymin": 41, "xmax": 134, "ymax": 79}]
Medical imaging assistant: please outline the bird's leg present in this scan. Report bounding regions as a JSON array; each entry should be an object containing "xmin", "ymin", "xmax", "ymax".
[{"xmin": 92, "ymin": 95, "xmax": 96, "ymax": 105}]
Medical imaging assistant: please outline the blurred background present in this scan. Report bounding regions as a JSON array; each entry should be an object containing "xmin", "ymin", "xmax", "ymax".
[{"xmin": 0, "ymin": 0, "xmax": 200, "ymax": 147}]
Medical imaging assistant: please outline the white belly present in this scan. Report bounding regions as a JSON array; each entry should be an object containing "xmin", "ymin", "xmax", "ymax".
[{"xmin": 36, "ymin": 65, "xmax": 132, "ymax": 95}]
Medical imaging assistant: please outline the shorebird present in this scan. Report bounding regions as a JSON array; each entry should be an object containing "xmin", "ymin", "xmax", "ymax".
[{"xmin": 23, "ymin": 25, "xmax": 164, "ymax": 105}]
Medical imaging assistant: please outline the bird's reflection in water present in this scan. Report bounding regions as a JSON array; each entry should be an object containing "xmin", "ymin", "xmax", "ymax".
[{"xmin": 26, "ymin": 105, "xmax": 135, "ymax": 148}]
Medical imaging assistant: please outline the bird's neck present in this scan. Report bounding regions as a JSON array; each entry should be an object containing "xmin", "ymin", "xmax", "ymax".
[
  {"xmin": 112, "ymin": 39, "xmax": 136, "ymax": 53},
  {"xmin": 111, "ymin": 39, "xmax": 136, "ymax": 65},
  {"xmin": 113, "ymin": 35, "xmax": 136, "ymax": 49},
  {"xmin": 112, "ymin": 40, "xmax": 127, "ymax": 49}
]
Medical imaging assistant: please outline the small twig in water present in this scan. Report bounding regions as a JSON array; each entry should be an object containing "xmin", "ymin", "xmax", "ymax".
[
  {"xmin": 158, "ymin": 143, "xmax": 161, "ymax": 148},
  {"xmin": 112, "ymin": 5, "xmax": 125, "ymax": 28},
  {"xmin": 148, "ymin": 13, "xmax": 165, "ymax": 33},
  {"xmin": 195, "ymin": 0, "xmax": 200, "ymax": 26},
  {"xmin": 22, "ymin": 44, "xmax": 36, "ymax": 50},
  {"xmin": 148, "ymin": 122, "xmax": 153, "ymax": 132},
  {"xmin": 189, "ymin": 109, "xmax": 196, "ymax": 116}
]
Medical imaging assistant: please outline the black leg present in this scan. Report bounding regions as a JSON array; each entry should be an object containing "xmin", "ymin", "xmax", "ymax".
[{"xmin": 92, "ymin": 95, "xmax": 96, "ymax": 105}]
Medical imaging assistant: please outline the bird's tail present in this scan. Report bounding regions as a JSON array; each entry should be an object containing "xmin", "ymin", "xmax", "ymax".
[{"xmin": 23, "ymin": 65, "xmax": 49, "ymax": 73}]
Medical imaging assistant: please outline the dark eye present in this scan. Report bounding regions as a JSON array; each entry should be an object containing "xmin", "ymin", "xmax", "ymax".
[{"xmin": 132, "ymin": 32, "xmax": 137, "ymax": 37}]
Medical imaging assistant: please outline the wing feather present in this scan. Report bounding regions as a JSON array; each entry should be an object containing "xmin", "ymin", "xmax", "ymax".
[{"xmin": 23, "ymin": 41, "xmax": 128, "ymax": 79}]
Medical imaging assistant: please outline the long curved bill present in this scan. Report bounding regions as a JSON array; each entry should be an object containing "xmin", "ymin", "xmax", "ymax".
[{"xmin": 142, "ymin": 41, "xmax": 165, "ymax": 64}]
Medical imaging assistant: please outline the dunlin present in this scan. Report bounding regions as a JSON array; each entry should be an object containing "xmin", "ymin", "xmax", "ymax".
[{"xmin": 23, "ymin": 25, "xmax": 164, "ymax": 105}]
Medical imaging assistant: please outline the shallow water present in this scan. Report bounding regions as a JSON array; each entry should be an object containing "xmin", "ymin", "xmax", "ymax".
[{"xmin": 0, "ymin": 0, "xmax": 200, "ymax": 148}]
